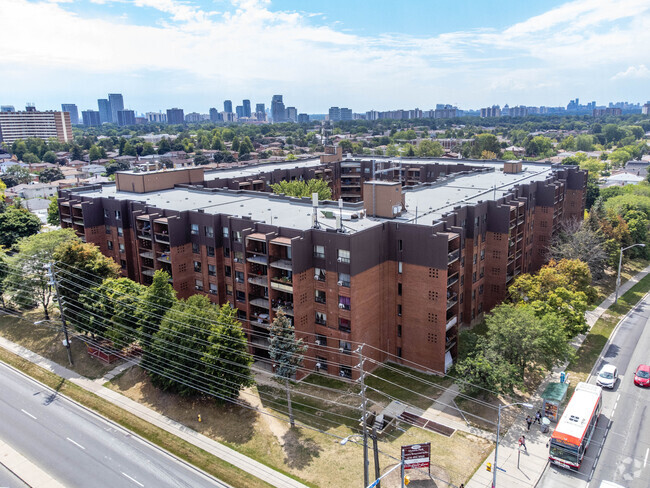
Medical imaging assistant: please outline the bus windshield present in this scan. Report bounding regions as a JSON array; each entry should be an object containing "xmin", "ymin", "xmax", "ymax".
[{"xmin": 550, "ymin": 441, "xmax": 579, "ymax": 464}]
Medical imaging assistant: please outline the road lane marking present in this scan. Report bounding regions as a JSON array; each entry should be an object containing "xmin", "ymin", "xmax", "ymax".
[
  {"xmin": 122, "ymin": 472, "xmax": 144, "ymax": 487},
  {"xmin": 20, "ymin": 409, "xmax": 36, "ymax": 420},
  {"xmin": 66, "ymin": 438, "xmax": 85, "ymax": 450},
  {"xmin": 645, "ymin": 448, "xmax": 649, "ymax": 468}
]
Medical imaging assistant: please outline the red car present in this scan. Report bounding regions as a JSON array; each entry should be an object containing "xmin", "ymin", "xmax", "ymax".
[{"xmin": 634, "ymin": 364, "xmax": 650, "ymax": 387}]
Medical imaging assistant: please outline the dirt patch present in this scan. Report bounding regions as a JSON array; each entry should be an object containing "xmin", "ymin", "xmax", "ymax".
[
  {"xmin": 0, "ymin": 311, "xmax": 120, "ymax": 379},
  {"xmin": 281, "ymin": 428, "xmax": 322, "ymax": 470}
]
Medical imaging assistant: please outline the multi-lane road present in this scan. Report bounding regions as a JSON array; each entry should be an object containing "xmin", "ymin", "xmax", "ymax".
[
  {"xmin": 539, "ymin": 294, "xmax": 650, "ymax": 488},
  {"xmin": 0, "ymin": 361, "xmax": 229, "ymax": 488}
]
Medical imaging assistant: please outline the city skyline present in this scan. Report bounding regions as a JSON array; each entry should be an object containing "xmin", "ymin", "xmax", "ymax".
[{"xmin": 1, "ymin": 0, "xmax": 649, "ymax": 113}]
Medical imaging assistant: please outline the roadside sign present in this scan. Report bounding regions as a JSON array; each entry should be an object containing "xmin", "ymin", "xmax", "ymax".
[{"xmin": 401, "ymin": 443, "xmax": 431, "ymax": 470}]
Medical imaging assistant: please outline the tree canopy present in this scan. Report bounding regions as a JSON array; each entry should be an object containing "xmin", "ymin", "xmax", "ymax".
[
  {"xmin": 271, "ymin": 178, "xmax": 333, "ymax": 200},
  {"xmin": 0, "ymin": 206, "xmax": 41, "ymax": 249}
]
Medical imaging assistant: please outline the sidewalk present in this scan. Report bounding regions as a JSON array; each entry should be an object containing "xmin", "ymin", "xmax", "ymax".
[
  {"xmin": 465, "ymin": 264, "xmax": 650, "ymax": 488},
  {"xmin": 0, "ymin": 437, "xmax": 65, "ymax": 488},
  {"xmin": 0, "ymin": 336, "xmax": 307, "ymax": 488}
]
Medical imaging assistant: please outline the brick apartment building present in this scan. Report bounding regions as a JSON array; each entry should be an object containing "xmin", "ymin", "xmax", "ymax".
[{"xmin": 58, "ymin": 153, "xmax": 587, "ymax": 379}]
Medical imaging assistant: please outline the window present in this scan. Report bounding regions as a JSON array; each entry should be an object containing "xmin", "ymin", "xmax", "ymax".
[
  {"xmin": 315, "ymin": 312, "xmax": 327, "ymax": 326},
  {"xmin": 339, "ymin": 340, "xmax": 352, "ymax": 354},
  {"xmin": 397, "ymin": 304, "xmax": 402, "ymax": 316},
  {"xmin": 119, "ymin": 243, "xmax": 125, "ymax": 253},
  {"xmin": 223, "ymin": 247, "xmax": 230, "ymax": 258},
  {"xmin": 237, "ymin": 310, "xmax": 247, "ymax": 320},
  {"xmin": 398, "ymin": 261, "xmax": 403, "ymax": 274},
  {"xmin": 235, "ymin": 290, "xmax": 246, "ymax": 302},
  {"xmin": 397, "ymin": 324, "xmax": 402, "ymax": 337},
  {"xmin": 398, "ymin": 239, "xmax": 403, "ymax": 252},
  {"xmin": 339, "ymin": 318, "xmax": 351, "ymax": 333},
  {"xmin": 204, "ymin": 226, "xmax": 214, "ymax": 238},
  {"xmin": 472, "ymin": 271, "xmax": 477, "ymax": 283},
  {"xmin": 316, "ymin": 356, "xmax": 328, "ymax": 372},
  {"xmin": 480, "ymin": 267, "xmax": 484, "ymax": 279},
  {"xmin": 315, "ymin": 290, "xmax": 326, "ymax": 304},
  {"xmin": 397, "ymin": 347, "xmax": 402, "ymax": 358},
  {"xmin": 338, "ymin": 272, "xmax": 350, "ymax": 287},
  {"xmin": 191, "ymin": 224, "xmax": 199, "ymax": 235},
  {"xmin": 104, "ymin": 209, "xmax": 109, "ymax": 218},
  {"xmin": 479, "ymin": 284, "xmax": 484, "ymax": 295},
  {"xmin": 114, "ymin": 210, "xmax": 121, "ymax": 220},
  {"xmin": 338, "ymin": 296, "xmax": 351, "ymax": 311},
  {"xmin": 339, "ymin": 365, "xmax": 352, "ymax": 379},
  {"xmin": 235, "ymin": 271, "xmax": 244, "ymax": 283},
  {"xmin": 120, "ymin": 259, "xmax": 127, "ymax": 269},
  {"xmin": 234, "ymin": 230, "xmax": 242, "ymax": 242},
  {"xmin": 316, "ymin": 334, "xmax": 327, "ymax": 346},
  {"xmin": 473, "ymin": 253, "xmax": 477, "ymax": 265},
  {"xmin": 107, "ymin": 240, "xmax": 113, "ymax": 250},
  {"xmin": 195, "ymin": 279, "xmax": 204, "ymax": 291},
  {"xmin": 193, "ymin": 261, "xmax": 201, "ymax": 273},
  {"xmin": 398, "ymin": 283, "xmax": 402, "ymax": 296},
  {"xmin": 233, "ymin": 251, "xmax": 244, "ymax": 263},
  {"xmin": 209, "ymin": 283, "xmax": 218, "ymax": 294},
  {"xmin": 105, "ymin": 224, "xmax": 111, "ymax": 234},
  {"xmin": 223, "ymin": 227, "xmax": 229, "ymax": 238},
  {"xmin": 117, "ymin": 227, "xmax": 123, "ymax": 237},
  {"xmin": 208, "ymin": 264, "xmax": 216, "ymax": 276},
  {"xmin": 226, "ymin": 284, "xmax": 233, "ymax": 296},
  {"xmin": 192, "ymin": 243, "xmax": 200, "ymax": 254},
  {"xmin": 480, "ymin": 249, "xmax": 485, "ymax": 261},
  {"xmin": 314, "ymin": 267, "xmax": 326, "ymax": 281},
  {"xmin": 225, "ymin": 265, "xmax": 232, "ymax": 277},
  {"xmin": 337, "ymin": 249, "xmax": 350, "ymax": 264},
  {"xmin": 207, "ymin": 246, "xmax": 215, "ymax": 257},
  {"xmin": 314, "ymin": 245, "xmax": 325, "ymax": 259}
]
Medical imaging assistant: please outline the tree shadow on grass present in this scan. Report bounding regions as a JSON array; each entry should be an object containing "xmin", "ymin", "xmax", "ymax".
[{"xmin": 281, "ymin": 427, "xmax": 322, "ymax": 470}]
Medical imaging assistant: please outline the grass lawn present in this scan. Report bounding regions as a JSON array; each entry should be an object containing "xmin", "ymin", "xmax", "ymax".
[
  {"xmin": 590, "ymin": 258, "xmax": 650, "ymax": 309},
  {"xmin": 567, "ymin": 273, "xmax": 650, "ymax": 385},
  {"xmin": 0, "ymin": 310, "xmax": 120, "ymax": 379}
]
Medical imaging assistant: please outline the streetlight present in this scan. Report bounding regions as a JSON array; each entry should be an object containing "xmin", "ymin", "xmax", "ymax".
[
  {"xmin": 35, "ymin": 319, "xmax": 73, "ymax": 366},
  {"xmin": 493, "ymin": 402, "xmax": 533, "ymax": 488},
  {"xmin": 615, "ymin": 243, "xmax": 646, "ymax": 304}
]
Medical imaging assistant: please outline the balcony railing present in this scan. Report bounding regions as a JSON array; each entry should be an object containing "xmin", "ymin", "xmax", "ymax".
[
  {"xmin": 250, "ymin": 297, "xmax": 270, "ymax": 309},
  {"xmin": 446, "ymin": 315, "xmax": 457, "ymax": 331},
  {"xmin": 448, "ymin": 249, "xmax": 460, "ymax": 263},
  {"xmin": 270, "ymin": 259, "xmax": 293, "ymax": 271},
  {"xmin": 138, "ymin": 230, "xmax": 152, "ymax": 240},
  {"xmin": 447, "ymin": 273, "xmax": 459, "ymax": 287},
  {"xmin": 446, "ymin": 295, "xmax": 458, "ymax": 310},
  {"xmin": 246, "ymin": 255, "xmax": 268, "ymax": 265},
  {"xmin": 271, "ymin": 281, "xmax": 293, "ymax": 293},
  {"xmin": 248, "ymin": 275, "xmax": 268, "ymax": 287},
  {"xmin": 155, "ymin": 233, "xmax": 170, "ymax": 243},
  {"xmin": 139, "ymin": 251, "xmax": 154, "ymax": 259}
]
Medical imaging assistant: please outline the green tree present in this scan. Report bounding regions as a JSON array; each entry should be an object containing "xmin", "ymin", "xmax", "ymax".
[
  {"xmin": 269, "ymin": 310, "xmax": 307, "ymax": 428},
  {"xmin": 147, "ymin": 297, "xmax": 254, "ymax": 399},
  {"xmin": 42, "ymin": 151, "xmax": 57, "ymax": 164},
  {"xmin": 121, "ymin": 142, "xmax": 137, "ymax": 157},
  {"xmin": 454, "ymin": 347, "xmax": 521, "ymax": 395},
  {"xmin": 47, "ymin": 197, "xmax": 60, "ymax": 226},
  {"xmin": 608, "ymin": 148, "xmax": 632, "ymax": 167},
  {"xmin": 141, "ymin": 142, "xmax": 155, "ymax": 156},
  {"xmin": 0, "ymin": 207, "xmax": 41, "ymax": 249},
  {"xmin": 38, "ymin": 167, "xmax": 64, "ymax": 183},
  {"xmin": 239, "ymin": 136, "xmax": 254, "ymax": 156},
  {"xmin": 575, "ymin": 135, "xmax": 594, "ymax": 152},
  {"xmin": 549, "ymin": 221, "xmax": 607, "ymax": 279},
  {"xmin": 104, "ymin": 159, "xmax": 131, "ymax": 176},
  {"xmin": 7, "ymin": 229, "xmax": 78, "ymax": 319},
  {"xmin": 270, "ymin": 179, "xmax": 332, "ymax": 200},
  {"xmin": 0, "ymin": 248, "xmax": 8, "ymax": 308},
  {"xmin": 70, "ymin": 144, "xmax": 84, "ymax": 161},
  {"xmin": 231, "ymin": 136, "xmax": 240, "ymax": 152},
  {"xmin": 158, "ymin": 138, "xmax": 171, "ymax": 155},
  {"xmin": 524, "ymin": 136, "xmax": 554, "ymax": 157},
  {"xmin": 385, "ymin": 144, "xmax": 400, "ymax": 157},
  {"xmin": 88, "ymin": 145, "xmax": 103, "ymax": 161},
  {"xmin": 21, "ymin": 152, "xmax": 40, "ymax": 164},
  {"xmin": 2, "ymin": 165, "xmax": 32, "ymax": 187}
]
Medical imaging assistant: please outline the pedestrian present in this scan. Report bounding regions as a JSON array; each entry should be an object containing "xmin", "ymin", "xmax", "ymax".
[
  {"xmin": 519, "ymin": 435, "xmax": 527, "ymax": 453},
  {"xmin": 526, "ymin": 415, "xmax": 532, "ymax": 431},
  {"xmin": 535, "ymin": 410, "xmax": 542, "ymax": 425}
]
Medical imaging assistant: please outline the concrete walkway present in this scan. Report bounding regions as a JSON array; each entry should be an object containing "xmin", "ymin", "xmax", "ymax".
[
  {"xmin": 0, "ymin": 336, "xmax": 307, "ymax": 488},
  {"xmin": 465, "ymin": 263, "xmax": 650, "ymax": 488},
  {"xmin": 0, "ymin": 437, "xmax": 65, "ymax": 488}
]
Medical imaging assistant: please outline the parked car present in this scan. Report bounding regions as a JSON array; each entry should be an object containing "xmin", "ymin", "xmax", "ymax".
[
  {"xmin": 596, "ymin": 364, "xmax": 618, "ymax": 389},
  {"xmin": 633, "ymin": 364, "xmax": 650, "ymax": 387}
]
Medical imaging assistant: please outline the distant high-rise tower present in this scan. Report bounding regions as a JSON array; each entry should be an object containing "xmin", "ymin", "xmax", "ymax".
[
  {"xmin": 61, "ymin": 104, "xmax": 79, "ymax": 125},
  {"xmin": 98, "ymin": 99, "xmax": 111, "ymax": 124},
  {"xmin": 82, "ymin": 110, "xmax": 101, "ymax": 127},
  {"xmin": 0, "ymin": 105, "xmax": 15, "ymax": 113},
  {"xmin": 236, "ymin": 106, "xmax": 245, "ymax": 119},
  {"xmin": 209, "ymin": 108, "xmax": 222, "ymax": 122},
  {"xmin": 271, "ymin": 95, "xmax": 285, "ymax": 123},
  {"xmin": 255, "ymin": 103, "xmax": 265, "ymax": 114},
  {"xmin": 242, "ymin": 100, "xmax": 251, "ymax": 118},
  {"xmin": 224, "ymin": 100, "xmax": 232, "ymax": 113},
  {"xmin": 166, "ymin": 108, "xmax": 185, "ymax": 125},
  {"xmin": 117, "ymin": 109, "xmax": 136, "ymax": 127},
  {"xmin": 108, "ymin": 94, "xmax": 124, "ymax": 125},
  {"xmin": 285, "ymin": 106, "xmax": 297, "ymax": 122}
]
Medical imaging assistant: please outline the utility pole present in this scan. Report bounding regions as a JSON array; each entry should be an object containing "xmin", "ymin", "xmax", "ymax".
[
  {"xmin": 46, "ymin": 264, "xmax": 73, "ymax": 366},
  {"xmin": 372, "ymin": 426, "xmax": 381, "ymax": 488},
  {"xmin": 357, "ymin": 344, "xmax": 369, "ymax": 488}
]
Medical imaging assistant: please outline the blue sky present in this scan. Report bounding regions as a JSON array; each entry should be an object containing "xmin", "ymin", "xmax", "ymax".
[{"xmin": 1, "ymin": 0, "xmax": 649, "ymax": 114}]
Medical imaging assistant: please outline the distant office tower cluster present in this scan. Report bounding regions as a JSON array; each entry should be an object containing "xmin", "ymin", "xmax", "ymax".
[
  {"xmin": 61, "ymin": 104, "xmax": 79, "ymax": 124},
  {"xmin": 328, "ymin": 107, "xmax": 352, "ymax": 122},
  {"xmin": 0, "ymin": 104, "xmax": 72, "ymax": 144},
  {"xmin": 480, "ymin": 105, "xmax": 501, "ymax": 118},
  {"xmin": 78, "ymin": 93, "xmax": 135, "ymax": 127},
  {"xmin": 269, "ymin": 95, "xmax": 304, "ymax": 123},
  {"xmin": 364, "ymin": 104, "xmax": 459, "ymax": 121}
]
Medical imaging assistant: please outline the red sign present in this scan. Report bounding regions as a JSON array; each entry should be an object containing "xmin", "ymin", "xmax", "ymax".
[{"xmin": 401, "ymin": 443, "xmax": 431, "ymax": 470}]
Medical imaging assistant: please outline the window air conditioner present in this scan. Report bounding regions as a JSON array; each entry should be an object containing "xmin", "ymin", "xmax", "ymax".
[
  {"xmin": 339, "ymin": 348, "xmax": 344, "ymax": 353},
  {"xmin": 314, "ymin": 274, "xmax": 319, "ymax": 280},
  {"xmin": 337, "ymin": 257, "xmax": 343, "ymax": 262},
  {"xmin": 316, "ymin": 362, "xmax": 322, "ymax": 370},
  {"xmin": 315, "ymin": 339, "xmax": 321, "ymax": 346},
  {"xmin": 337, "ymin": 280, "xmax": 343, "ymax": 286},
  {"xmin": 339, "ymin": 303, "xmax": 345, "ymax": 309}
]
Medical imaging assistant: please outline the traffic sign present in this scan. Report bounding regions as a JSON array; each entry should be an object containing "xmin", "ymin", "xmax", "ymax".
[{"xmin": 401, "ymin": 443, "xmax": 431, "ymax": 470}]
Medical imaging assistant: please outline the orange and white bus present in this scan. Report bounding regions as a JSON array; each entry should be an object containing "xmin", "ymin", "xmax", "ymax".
[{"xmin": 549, "ymin": 382, "xmax": 602, "ymax": 470}]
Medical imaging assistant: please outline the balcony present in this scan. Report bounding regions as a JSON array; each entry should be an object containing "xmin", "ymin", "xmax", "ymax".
[
  {"xmin": 74, "ymin": 219, "xmax": 85, "ymax": 226},
  {"xmin": 270, "ymin": 259, "xmax": 293, "ymax": 271},
  {"xmin": 142, "ymin": 269, "xmax": 156, "ymax": 277},
  {"xmin": 445, "ymin": 339, "xmax": 456, "ymax": 352},
  {"xmin": 157, "ymin": 253, "xmax": 171, "ymax": 264},
  {"xmin": 446, "ymin": 315, "xmax": 457, "ymax": 331},
  {"xmin": 138, "ymin": 230, "xmax": 152, "ymax": 240},
  {"xmin": 273, "ymin": 305, "xmax": 294, "ymax": 316},
  {"xmin": 250, "ymin": 297, "xmax": 270, "ymax": 309},
  {"xmin": 139, "ymin": 251, "xmax": 154, "ymax": 259},
  {"xmin": 271, "ymin": 281, "xmax": 293, "ymax": 293},
  {"xmin": 155, "ymin": 233, "xmax": 170, "ymax": 243},
  {"xmin": 446, "ymin": 294, "xmax": 458, "ymax": 310},
  {"xmin": 248, "ymin": 275, "xmax": 268, "ymax": 287},
  {"xmin": 448, "ymin": 249, "xmax": 460, "ymax": 263},
  {"xmin": 447, "ymin": 273, "xmax": 459, "ymax": 287}
]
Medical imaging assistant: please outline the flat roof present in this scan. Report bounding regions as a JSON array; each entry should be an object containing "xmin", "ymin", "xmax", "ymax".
[{"xmin": 75, "ymin": 158, "xmax": 559, "ymax": 234}]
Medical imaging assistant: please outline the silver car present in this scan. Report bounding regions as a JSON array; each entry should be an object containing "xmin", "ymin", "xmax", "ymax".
[{"xmin": 596, "ymin": 364, "xmax": 618, "ymax": 389}]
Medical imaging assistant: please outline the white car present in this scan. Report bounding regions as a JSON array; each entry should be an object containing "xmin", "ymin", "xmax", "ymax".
[{"xmin": 596, "ymin": 364, "xmax": 618, "ymax": 389}]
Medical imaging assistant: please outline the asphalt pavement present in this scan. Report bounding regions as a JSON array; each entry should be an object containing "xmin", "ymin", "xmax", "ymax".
[
  {"xmin": 0, "ymin": 463, "xmax": 29, "ymax": 488},
  {"xmin": 0, "ymin": 361, "xmax": 229, "ymax": 488},
  {"xmin": 538, "ymin": 293, "xmax": 650, "ymax": 488}
]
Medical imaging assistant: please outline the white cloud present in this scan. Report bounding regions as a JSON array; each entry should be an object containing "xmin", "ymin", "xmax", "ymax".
[
  {"xmin": 1, "ymin": 0, "xmax": 650, "ymax": 110},
  {"xmin": 612, "ymin": 64, "xmax": 650, "ymax": 80}
]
